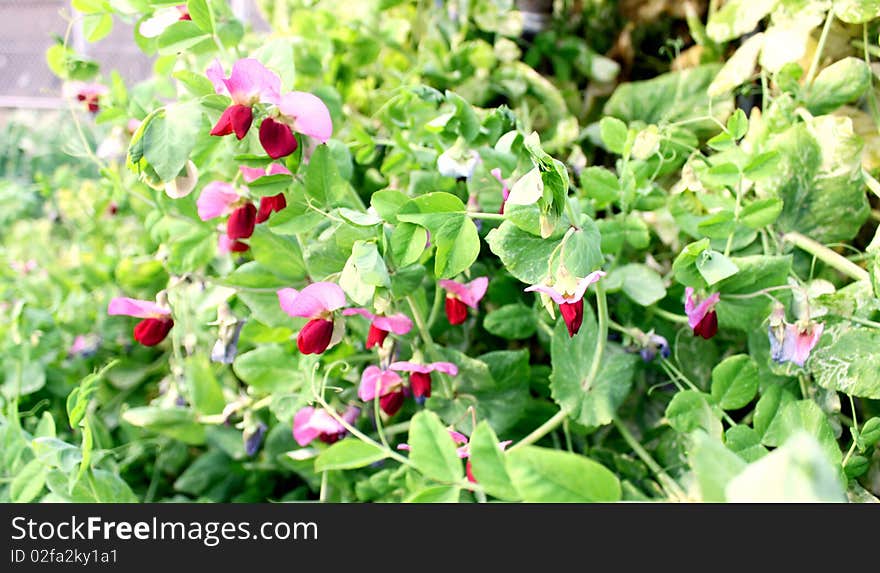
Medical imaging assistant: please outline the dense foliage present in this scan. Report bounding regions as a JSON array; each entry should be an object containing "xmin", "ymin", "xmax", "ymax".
[{"xmin": 3, "ymin": 0, "xmax": 880, "ymax": 503}]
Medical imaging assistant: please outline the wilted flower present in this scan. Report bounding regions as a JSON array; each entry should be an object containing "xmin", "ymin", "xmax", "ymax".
[
  {"xmin": 635, "ymin": 330, "xmax": 670, "ymax": 362},
  {"xmin": 767, "ymin": 304, "xmax": 824, "ymax": 367},
  {"xmin": 107, "ymin": 297, "xmax": 173, "ymax": 346},
  {"xmin": 525, "ymin": 270, "xmax": 606, "ymax": 337},
  {"xmin": 684, "ymin": 287, "xmax": 720, "ymax": 340},
  {"xmin": 439, "ymin": 277, "xmax": 489, "ymax": 325},
  {"xmin": 341, "ymin": 308, "xmax": 413, "ymax": 349},
  {"xmin": 278, "ymin": 283, "xmax": 347, "ymax": 355},
  {"xmin": 293, "ymin": 405, "xmax": 360, "ymax": 446},
  {"xmin": 437, "ymin": 147, "xmax": 480, "ymax": 179}
]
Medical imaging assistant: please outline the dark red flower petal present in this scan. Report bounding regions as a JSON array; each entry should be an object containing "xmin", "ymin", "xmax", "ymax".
[
  {"xmin": 228, "ymin": 239, "xmax": 250, "ymax": 252},
  {"xmin": 297, "ymin": 318, "xmax": 334, "ymax": 354},
  {"xmin": 365, "ymin": 323, "xmax": 389, "ymax": 349},
  {"xmin": 410, "ymin": 371, "xmax": 432, "ymax": 399},
  {"xmin": 693, "ymin": 310, "xmax": 718, "ymax": 340},
  {"xmin": 445, "ymin": 296, "xmax": 468, "ymax": 325},
  {"xmin": 210, "ymin": 104, "xmax": 253, "ymax": 140},
  {"xmin": 318, "ymin": 431, "xmax": 345, "ymax": 445},
  {"xmin": 256, "ymin": 193, "xmax": 287, "ymax": 224},
  {"xmin": 259, "ymin": 118, "xmax": 298, "ymax": 159},
  {"xmin": 379, "ymin": 390, "xmax": 405, "ymax": 417},
  {"xmin": 466, "ymin": 460, "xmax": 477, "ymax": 484},
  {"xmin": 559, "ymin": 299, "xmax": 584, "ymax": 338},
  {"xmin": 227, "ymin": 203, "xmax": 257, "ymax": 240},
  {"xmin": 133, "ymin": 317, "xmax": 174, "ymax": 346}
]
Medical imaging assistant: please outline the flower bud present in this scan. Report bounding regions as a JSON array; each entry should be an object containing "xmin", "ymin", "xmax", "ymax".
[
  {"xmin": 379, "ymin": 390, "xmax": 405, "ymax": 417},
  {"xmin": 558, "ymin": 299, "xmax": 584, "ymax": 337},
  {"xmin": 259, "ymin": 117, "xmax": 298, "ymax": 159},
  {"xmin": 297, "ymin": 318, "xmax": 335, "ymax": 355},
  {"xmin": 133, "ymin": 317, "xmax": 174, "ymax": 346}
]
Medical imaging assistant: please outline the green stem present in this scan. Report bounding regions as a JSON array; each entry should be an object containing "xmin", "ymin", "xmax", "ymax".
[
  {"xmin": 662, "ymin": 359, "xmax": 737, "ymax": 426},
  {"xmin": 651, "ymin": 306, "xmax": 690, "ymax": 325},
  {"xmin": 805, "ymin": 9, "xmax": 834, "ymax": 86},
  {"xmin": 783, "ymin": 232, "xmax": 869, "ymax": 282},
  {"xmin": 426, "ymin": 285, "xmax": 444, "ymax": 329},
  {"xmin": 612, "ymin": 419, "xmax": 687, "ymax": 501},
  {"xmin": 508, "ymin": 410, "xmax": 568, "ymax": 452},
  {"xmin": 373, "ymin": 394, "xmax": 392, "ymax": 451},
  {"xmin": 319, "ymin": 471, "xmax": 329, "ymax": 502},
  {"xmin": 582, "ymin": 283, "xmax": 608, "ymax": 391},
  {"xmin": 406, "ymin": 295, "xmax": 451, "ymax": 397}
]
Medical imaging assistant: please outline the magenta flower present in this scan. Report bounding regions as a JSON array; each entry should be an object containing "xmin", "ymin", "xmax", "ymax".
[
  {"xmin": 238, "ymin": 163, "xmax": 292, "ymax": 183},
  {"xmin": 293, "ymin": 405, "xmax": 360, "ymax": 446},
  {"xmin": 207, "ymin": 58, "xmax": 281, "ymax": 140},
  {"xmin": 389, "ymin": 360, "xmax": 458, "ymax": 401},
  {"xmin": 278, "ymin": 282, "xmax": 347, "ymax": 355},
  {"xmin": 357, "ymin": 366, "xmax": 405, "ymax": 416},
  {"xmin": 238, "ymin": 164, "xmax": 291, "ymax": 224},
  {"xmin": 768, "ymin": 306, "xmax": 824, "ymax": 367},
  {"xmin": 684, "ymin": 287, "xmax": 720, "ymax": 340},
  {"xmin": 438, "ymin": 277, "xmax": 489, "ymax": 325},
  {"xmin": 398, "ymin": 429, "xmax": 511, "ymax": 483},
  {"xmin": 259, "ymin": 92, "xmax": 333, "ymax": 159},
  {"xmin": 525, "ymin": 270, "xmax": 606, "ymax": 337},
  {"xmin": 341, "ymin": 308, "xmax": 413, "ymax": 349},
  {"xmin": 107, "ymin": 297, "xmax": 173, "ymax": 346}
]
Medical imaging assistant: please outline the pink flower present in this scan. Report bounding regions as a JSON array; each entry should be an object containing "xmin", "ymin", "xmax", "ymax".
[
  {"xmin": 66, "ymin": 82, "xmax": 108, "ymax": 114},
  {"xmin": 138, "ymin": 4, "xmax": 191, "ymax": 38},
  {"xmin": 107, "ymin": 297, "xmax": 174, "ymax": 346},
  {"xmin": 278, "ymin": 283, "xmax": 347, "ymax": 355},
  {"xmin": 768, "ymin": 307, "xmax": 824, "ymax": 367},
  {"xmin": 207, "ymin": 58, "xmax": 281, "ymax": 140},
  {"xmin": 491, "ymin": 167, "xmax": 510, "ymax": 214},
  {"xmin": 238, "ymin": 164, "xmax": 291, "ymax": 223},
  {"xmin": 197, "ymin": 181, "xmax": 239, "ymax": 221},
  {"xmin": 258, "ymin": 92, "xmax": 333, "ymax": 159},
  {"xmin": 341, "ymin": 308, "xmax": 413, "ymax": 349},
  {"xmin": 439, "ymin": 277, "xmax": 489, "ymax": 325},
  {"xmin": 389, "ymin": 360, "xmax": 458, "ymax": 401},
  {"xmin": 238, "ymin": 163, "xmax": 292, "ymax": 183},
  {"xmin": 525, "ymin": 271, "xmax": 605, "ymax": 337},
  {"xmin": 357, "ymin": 366, "xmax": 403, "ymax": 402},
  {"xmin": 293, "ymin": 405, "xmax": 360, "ymax": 446},
  {"xmin": 685, "ymin": 287, "xmax": 720, "ymax": 340}
]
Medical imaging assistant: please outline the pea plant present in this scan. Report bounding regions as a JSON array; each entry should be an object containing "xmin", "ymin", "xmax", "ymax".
[{"xmin": 2, "ymin": 0, "xmax": 880, "ymax": 503}]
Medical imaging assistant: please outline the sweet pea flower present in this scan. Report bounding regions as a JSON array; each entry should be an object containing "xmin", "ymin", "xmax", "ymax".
[
  {"xmin": 684, "ymin": 287, "xmax": 720, "ymax": 340},
  {"xmin": 278, "ymin": 283, "xmax": 347, "ymax": 355},
  {"xmin": 398, "ymin": 429, "xmax": 511, "ymax": 483},
  {"xmin": 389, "ymin": 360, "xmax": 458, "ymax": 401},
  {"xmin": 259, "ymin": 92, "xmax": 333, "ymax": 159},
  {"xmin": 239, "ymin": 164, "xmax": 291, "ymax": 223},
  {"xmin": 107, "ymin": 297, "xmax": 173, "ymax": 346},
  {"xmin": 197, "ymin": 181, "xmax": 240, "ymax": 221},
  {"xmin": 767, "ymin": 305, "xmax": 824, "ymax": 367},
  {"xmin": 439, "ymin": 277, "xmax": 489, "ymax": 325},
  {"xmin": 357, "ymin": 366, "xmax": 405, "ymax": 416},
  {"xmin": 341, "ymin": 308, "xmax": 413, "ymax": 349},
  {"xmin": 525, "ymin": 270, "xmax": 606, "ymax": 337},
  {"xmin": 66, "ymin": 82, "xmax": 108, "ymax": 114},
  {"xmin": 491, "ymin": 167, "xmax": 510, "ymax": 214},
  {"xmin": 207, "ymin": 58, "xmax": 281, "ymax": 140},
  {"xmin": 293, "ymin": 405, "xmax": 360, "ymax": 446},
  {"xmin": 139, "ymin": 5, "xmax": 191, "ymax": 38},
  {"xmin": 198, "ymin": 181, "xmax": 257, "ymax": 247}
]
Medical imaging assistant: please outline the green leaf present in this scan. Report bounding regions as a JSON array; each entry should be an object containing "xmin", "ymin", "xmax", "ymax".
[
  {"xmin": 550, "ymin": 308, "xmax": 637, "ymax": 427},
  {"xmin": 506, "ymin": 446, "xmax": 621, "ymax": 502},
  {"xmin": 141, "ymin": 102, "xmax": 203, "ymax": 182},
  {"xmin": 185, "ymin": 355, "xmax": 225, "ymax": 415},
  {"xmin": 10, "ymin": 458, "xmax": 48, "ymax": 503},
  {"xmin": 483, "ymin": 304, "xmax": 537, "ymax": 340},
  {"xmin": 404, "ymin": 486, "xmax": 461, "ymax": 503},
  {"xmin": 580, "ymin": 166, "xmax": 620, "ymax": 206},
  {"xmin": 187, "ymin": 0, "xmax": 215, "ymax": 34},
  {"xmin": 672, "ymin": 238, "xmax": 711, "ymax": 288},
  {"xmin": 710, "ymin": 355, "xmax": 759, "ymax": 410},
  {"xmin": 753, "ymin": 385, "xmax": 796, "ymax": 439},
  {"xmin": 338, "ymin": 208, "xmax": 382, "ymax": 227},
  {"xmin": 248, "ymin": 226, "xmax": 307, "ymax": 282},
  {"xmin": 67, "ymin": 360, "xmax": 117, "ymax": 428},
  {"xmin": 245, "ymin": 174, "xmax": 292, "ymax": 197},
  {"xmin": 340, "ymin": 240, "xmax": 390, "ymax": 304},
  {"xmin": 604, "ymin": 264, "xmax": 667, "ymax": 306},
  {"xmin": 715, "ymin": 255, "xmax": 792, "ymax": 331},
  {"xmin": 604, "ymin": 64, "xmax": 730, "ymax": 139},
  {"xmin": 599, "ymin": 117, "xmax": 628, "ymax": 154},
  {"xmin": 725, "ymin": 425, "xmax": 768, "ymax": 462},
  {"xmin": 726, "ymin": 108, "xmax": 748, "ymax": 139},
  {"xmin": 433, "ymin": 214, "xmax": 480, "ymax": 279},
  {"xmin": 810, "ymin": 326, "xmax": 880, "ymax": 399},
  {"xmin": 706, "ymin": 0, "xmax": 776, "ymax": 43},
  {"xmin": 858, "ymin": 418, "xmax": 880, "ymax": 449},
  {"xmin": 303, "ymin": 144, "xmax": 346, "ymax": 205},
  {"xmin": 222, "ymin": 261, "xmax": 289, "ymax": 289},
  {"xmin": 314, "ymin": 439, "xmax": 389, "ymax": 471},
  {"xmin": 390, "ymin": 223, "xmax": 428, "ymax": 267},
  {"xmin": 468, "ymin": 422, "xmax": 519, "ymax": 501},
  {"xmin": 806, "ymin": 57, "xmax": 871, "ymax": 115},
  {"xmin": 156, "ymin": 20, "xmax": 211, "ymax": 55},
  {"xmin": 762, "ymin": 400, "xmax": 842, "ymax": 466},
  {"xmin": 665, "ymin": 390, "xmax": 722, "ymax": 439},
  {"xmin": 82, "ymin": 13, "xmax": 113, "ymax": 43},
  {"xmin": 371, "ymin": 189, "xmax": 409, "ymax": 223},
  {"xmin": 726, "ymin": 433, "xmax": 845, "ymax": 502},
  {"xmin": 233, "ymin": 345, "xmax": 304, "ymax": 393},
  {"xmin": 407, "ymin": 411, "xmax": 463, "ymax": 482},
  {"xmin": 688, "ymin": 431, "xmax": 747, "ymax": 502},
  {"xmin": 833, "ymin": 0, "xmax": 880, "ymax": 23},
  {"xmin": 122, "ymin": 407, "xmax": 206, "ymax": 445},
  {"xmin": 740, "ymin": 198, "xmax": 783, "ymax": 229}
]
